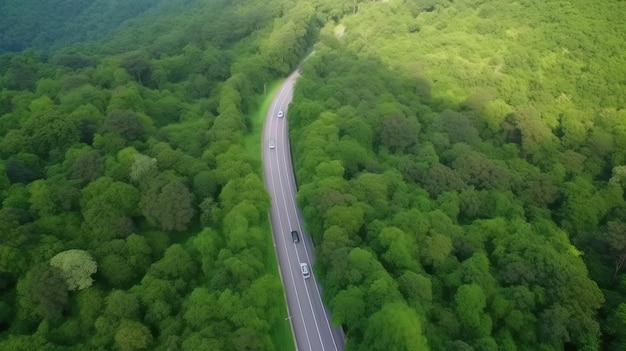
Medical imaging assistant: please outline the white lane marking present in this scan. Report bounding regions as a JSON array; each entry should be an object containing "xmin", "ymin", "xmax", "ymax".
[
  {"xmin": 278, "ymin": 75, "xmax": 341, "ymax": 351},
  {"xmin": 273, "ymin": 78, "xmax": 327, "ymax": 351},
  {"xmin": 266, "ymin": 94, "xmax": 313, "ymax": 351}
]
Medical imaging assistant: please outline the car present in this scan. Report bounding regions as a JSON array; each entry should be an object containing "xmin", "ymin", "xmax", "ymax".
[
  {"xmin": 300, "ymin": 263, "xmax": 310, "ymax": 279},
  {"xmin": 277, "ymin": 110, "xmax": 284, "ymax": 118},
  {"xmin": 291, "ymin": 230, "xmax": 300, "ymax": 243},
  {"xmin": 269, "ymin": 139, "xmax": 275, "ymax": 149}
]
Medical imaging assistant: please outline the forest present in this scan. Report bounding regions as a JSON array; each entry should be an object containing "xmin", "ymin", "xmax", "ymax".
[
  {"xmin": 289, "ymin": 0, "xmax": 626, "ymax": 350},
  {"xmin": 0, "ymin": 0, "xmax": 320, "ymax": 349},
  {"xmin": 1, "ymin": 0, "xmax": 625, "ymax": 350}
]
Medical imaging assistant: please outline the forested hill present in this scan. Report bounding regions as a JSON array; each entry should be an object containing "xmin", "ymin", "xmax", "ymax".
[
  {"xmin": 288, "ymin": 0, "xmax": 626, "ymax": 350},
  {"xmin": 1, "ymin": 0, "xmax": 626, "ymax": 350},
  {"xmin": 0, "ymin": 0, "xmax": 319, "ymax": 349},
  {"xmin": 0, "ymin": 0, "xmax": 198, "ymax": 54}
]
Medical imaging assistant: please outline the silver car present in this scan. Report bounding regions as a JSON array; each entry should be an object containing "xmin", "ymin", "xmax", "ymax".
[
  {"xmin": 300, "ymin": 263, "xmax": 310, "ymax": 279},
  {"xmin": 269, "ymin": 139, "xmax": 276, "ymax": 149}
]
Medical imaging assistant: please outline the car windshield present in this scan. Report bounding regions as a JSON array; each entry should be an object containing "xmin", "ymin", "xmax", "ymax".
[{"xmin": 301, "ymin": 263, "xmax": 310, "ymax": 278}]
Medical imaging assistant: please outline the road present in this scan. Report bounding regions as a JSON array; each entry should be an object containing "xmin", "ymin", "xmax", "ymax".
[{"xmin": 262, "ymin": 71, "xmax": 345, "ymax": 351}]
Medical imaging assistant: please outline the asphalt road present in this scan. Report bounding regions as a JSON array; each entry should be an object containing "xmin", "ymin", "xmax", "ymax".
[{"xmin": 262, "ymin": 71, "xmax": 345, "ymax": 351}]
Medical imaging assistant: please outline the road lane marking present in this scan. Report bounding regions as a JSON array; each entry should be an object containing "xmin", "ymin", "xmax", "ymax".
[
  {"xmin": 277, "ymin": 75, "xmax": 342, "ymax": 351},
  {"xmin": 267, "ymin": 97, "xmax": 313, "ymax": 351},
  {"xmin": 273, "ymin": 82, "xmax": 327, "ymax": 351}
]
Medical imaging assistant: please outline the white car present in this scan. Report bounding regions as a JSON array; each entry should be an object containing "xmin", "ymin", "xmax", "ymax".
[
  {"xmin": 269, "ymin": 139, "xmax": 276, "ymax": 149},
  {"xmin": 277, "ymin": 110, "xmax": 284, "ymax": 118},
  {"xmin": 300, "ymin": 263, "xmax": 310, "ymax": 279}
]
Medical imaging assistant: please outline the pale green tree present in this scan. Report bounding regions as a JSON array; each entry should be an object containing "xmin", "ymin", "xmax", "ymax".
[
  {"xmin": 50, "ymin": 249, "xmax": 98, "ymax": 291},
  {"xmin": 129, "ymin": 153, "xmax": 157, "ymax": 184}
]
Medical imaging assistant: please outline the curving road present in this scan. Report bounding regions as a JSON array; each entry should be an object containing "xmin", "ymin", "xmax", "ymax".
[{"xmin": 263, "ymin": 71, "xmax": 345, "ymax": 351}]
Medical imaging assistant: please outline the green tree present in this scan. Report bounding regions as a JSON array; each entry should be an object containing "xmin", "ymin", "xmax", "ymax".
[
  {"xmin": 419, "ymin": 231, "xmax": 452, "ymax": 269},
  {"xmin": 50, "ymin": 249, "xmax": 98, "ymax": 291},
  {"xmin": 140, "ymin": 179, "xmax": 195, "ymax": 232},
  {"xmin": 362, "ymin": 303, "xmax": 430, "ymax": 351},
  {"xmin": 114, "ymin": 319, "xmax": 153, "ymax": 351},
  {"xmin": 182, "ymin": 287, "xmax": 215, "ymax": 330},
  {"xmin": 105, "ymin": 290, "xmax": 140, "ymax": 321},
  {"xmin": 129, "ymin": 153, "xmax": 157, "ymax": 185},
  {"xmin": 17, "ymin": 264, "xmax": 68, "ymax": 320},
  {"xmin": 71, "ymin": 148, "xmax": 105, "ymax": 184},
  {"xmin": 378, "ymin": 114, "xmax": 420, "ymax": 154},
  {"xmin": 454, "ymin": 283, "xmax": 489, "ymax": 336},
  {"xmin": 219, "ymin": 173, "xmax": 269, "ymax": 215},
  {"xmin": 23, "ymin": 98, "xmax": 79, "ymax": 158},
  {"xmin": 121, "ymin": 51, "xmax": 152, "ymax": 85},
  {"xmin": 148, "ymin": 244, "xmax": 197, "ymax": 284},
  {"xmin": 330, "ymin": 285, "xmax": 365, "ymax": 329},
  {"xmin": 80, "ymin": 177, "xmax": 139, "ymax": 241},
  {"xmin": 101, "ymin": 110, "xmax": 146, "ymax": 142}
]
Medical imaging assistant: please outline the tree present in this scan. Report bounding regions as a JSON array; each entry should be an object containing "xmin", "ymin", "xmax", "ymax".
[
  {"xmin": 27, "ymin": 179, "xmax": 57, "ymax": 217},
  {"xmin": 105, "ymin": 290, "xmax": 141, "ymax": 321},
  {"xmin": 115, "ymin": 319, "xmax": 153, "ymax": 351},
  {"xmin": 378, "ymin": 113, "xmax": 420, "ymax": 154},
  {"xmin": 537, "ymin": 304, "xmax": 570, "ymax": 346},
  {"xmin": 324, "ymin": 205, "xmax": 364, "ymax": 236},
  {"xmin": 71, "ymin": 148, "xmax": 105, "ymax": 184},
  {"xmin": 101, "ymin": 110, "xmax": 146, "ymax": 142},
  {"xmin": 378, "ymin": 226, "xmax": 417, "ymax": 272},
  {"xmin": 80, "ymin": 177, "xmax": 139, "ymax": 241},
  {"xmin": 182, "ymin": 287, "xmax": 215, "ymax": 330},
  {"xmin": 454, "ymin": 283, "xmax": 488, "ymax": 335},
  {"xmin": 99, "ymin": 254, "xmax": 137, "ymax": 288},
  {"xmin": 129, "ymin": 153, "xmax": 157, "ymax": 185},
  {"xmin": 261, "ymin": 8, "xmax": 315, "ymax": 74},
  {"xmin": 22, "ymin": 98, "xmax": 79, "ymax": 158},
  {"xmin": 421, "ymin": 163, "xmax": 467, "ymax": 196},
  {"xmin": 121, "ymin": 51, "xmax": 152, "ymax": 85},
  {"xmin": 362, "ymin": 303, "xmax": 430, "ymax": 351},
  {"xmin": 76, "ymin": 287, "xmax": 104, "ymax": 329},
  {"xmin": 604, "ymin": 303, "xmax": 626, "ymax": 350},
  {"xmin": 330, "ymin": 285, "xmax": 365, "ymax": 329},
  {"xmin": 419, "ymin": 231, "xmax": 453, "ymax": 269},
  {"xmin": 140, "ymin": 180, "xmax": 195, "ymax": 232},
  {"xmin": 17, "ymin": 264, "xmax": 68, "ymax": 320},
  {"xmin": 501, "ymin": 105, "xmax": 557, "ymax": 158},
  {"xmin": 148, "ymin": 244, "xmax": 197, "ymax": 284},
  {"xmin": 219, "ymin": 173, "xmax": 269, "ymax": 215},
  {"xmin": 436, "ymin": 109, "xmax": 480, "ymax": 145},
  {"xmin": 50, "ymin": 249, "xmax": 98, "ymax": 291},
  {"xmin": 398, "ymin": 271, "xmax": 432, "ymax": 309},
  {"xmin": 4, "ymin": 153, "xmax": 44, "ymax": 184}
]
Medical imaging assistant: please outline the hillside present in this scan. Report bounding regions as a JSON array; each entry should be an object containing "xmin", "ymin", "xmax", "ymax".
[
  {"xmin": 288, "ymin": 0, "xmax": 626, "ymax": 350},
  {"xmin": 0, "ymin": 0, "xmax": 316, "ymax": 349},
  {"xmin": 1, "ymin": 0, "xmax": 625, "ymax": 350}
]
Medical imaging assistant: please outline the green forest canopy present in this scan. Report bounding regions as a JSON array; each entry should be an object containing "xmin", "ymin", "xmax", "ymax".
[
  {"xmin": 0, "ymin": 0, "xmax": 318, "ymax": 349},
  {"xmin": 1, "ymin": 0, "xmax": 626, "ymax": 350}
]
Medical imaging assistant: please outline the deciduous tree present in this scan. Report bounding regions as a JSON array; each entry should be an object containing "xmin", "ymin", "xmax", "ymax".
[{"xmin": 50, "ymin": 249, "xmax": 97, "ymax": 291}]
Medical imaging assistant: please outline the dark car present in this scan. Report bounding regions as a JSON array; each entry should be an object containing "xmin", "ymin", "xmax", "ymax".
[{"xmin": 291, "ymin": 230, "xmax": 300, "ymax": 243}]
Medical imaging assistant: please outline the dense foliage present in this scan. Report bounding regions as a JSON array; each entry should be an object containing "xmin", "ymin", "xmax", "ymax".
[
  {"xmin": 288, "ymin": 0, "xmax": 626, "ymax": 350},
  {"xmin": 0, "ymin": 0, "xmax": 199, "ymax": 54},
  {"xmin": 2, "ymin": 0, "xmax": 625, "ymax": 350},
  {"xmin": 0, "ymin": 0, "xmax": 318, "ymax": 349}
]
